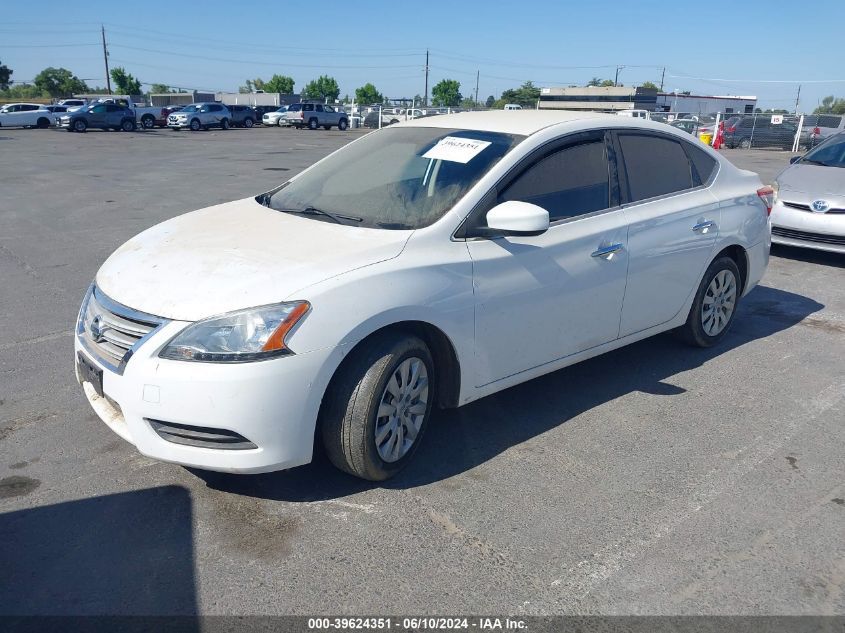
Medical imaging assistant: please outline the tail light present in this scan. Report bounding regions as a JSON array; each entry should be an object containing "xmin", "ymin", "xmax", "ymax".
[
  {"xmin": 813, "ymin": 127, "xmax": 820, "ymax": 136},
  {"xmin": 727, "ymin": 126, "xmax": 736, "ymax": 133},
  {"xmin": 757, "ymin": 186, "xmax": 775, "ymax": 216}
]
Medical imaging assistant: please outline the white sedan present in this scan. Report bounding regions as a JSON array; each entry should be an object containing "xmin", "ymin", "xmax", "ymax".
[
  {"xmin": 75, "ymin": 111, "xmax": 771, "ymax": 480},
  {"xmin": 0, "ymin": 103, "xmax": 55, "ymax": 128}
]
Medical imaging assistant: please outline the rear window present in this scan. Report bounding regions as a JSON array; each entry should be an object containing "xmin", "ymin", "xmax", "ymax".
[
  {"xmin": 618, "ymin": 133, "xmax": 694, "ymax": 202},
  {"xmin": 288, "ymin": 104, "xmax": 301, "ymax": 112}
]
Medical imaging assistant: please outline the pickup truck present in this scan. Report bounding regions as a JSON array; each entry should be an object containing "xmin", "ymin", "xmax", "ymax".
[
  {"xmin": 281, "ymin": 103, "xmax": 349, "ymax": 130},
  {"xmin": 57, "ymin": 103, "xmax": 137, "ymax": 132}
]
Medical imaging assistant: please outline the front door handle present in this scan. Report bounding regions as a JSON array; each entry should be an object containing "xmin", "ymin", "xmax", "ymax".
[
  {"xmin": 591, "ymin": 243, "xmax": 624, "ymax": 259},
  {"xmin": 692, "ymin": 220, "xmax": 716, "ymax": 233}
]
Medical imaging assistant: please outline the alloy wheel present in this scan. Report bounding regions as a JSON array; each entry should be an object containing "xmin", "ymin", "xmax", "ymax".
[
  {"xmin": 374, "ymin": 357, "xmax": 429, "ymax": 463},
  {"xmin": 701, "ymin": 270, "xmax": 737, "ymax": 336}
]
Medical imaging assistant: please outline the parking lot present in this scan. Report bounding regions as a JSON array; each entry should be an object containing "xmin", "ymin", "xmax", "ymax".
[{"xmin": 1, "ymin": 126, "xmax": 843, "ymax": 617}]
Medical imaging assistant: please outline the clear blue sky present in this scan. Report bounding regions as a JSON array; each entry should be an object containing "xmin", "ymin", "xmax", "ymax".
[{"xmin": 3, "ymin": 0, "xmax": 844, "ymax": 110}]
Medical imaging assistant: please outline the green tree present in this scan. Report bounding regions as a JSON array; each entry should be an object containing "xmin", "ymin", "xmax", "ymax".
[
  {"xmin": 150, "ymin": 83, "xmax": 171, "ymax": 94},
  {"xmin": 431, "ymin": 79, "xmax": 462, "ymax": 107},
  {"xmin": 460, "ymin": 97, "xmax": 478, "ymax": 109},
  {"xmin": 1, "ymin": 83, "xmax": 43, "ymax": 99},
  {"xmin": 302, "ymin": 75, "xmax": 340, "ymax": 102},
  {"xmin": 0, "ymin": 60, "xmax": 11, "ymax": 91},
  {"xmin": 485, "ymin": 95, "xmax": 495, "ymax": 108},
  {"xmin": 587, "ymin": 77, "xmax": 616, "ymax": 87},
  {"xmin": 110, "ymin": 67, "xmax": 142, "ymax": 95},
  {"xmin": 33, "ymin": 67, "xmax": 88, "ymax": 97},
  {"xmin": 640, "ymin": 81, "xmax": 658, "ymax": 90},
  {"xmin": 500, "ymin": 81, "xmax": 541, "ymax": 108},
  {"xmin": 264, "ymin": 74, "xmax": 295, "ymax": 94},
  {"xmin": 587, "ymin": 77, "xmax": 602, "ymax": 87},
  {"xmin": 814, "ymin": 95, "xmax": 845, "ymax": 115},
  {"xmin": 355, "ymin": 82, "xmax": 384, "ymax": 104}
]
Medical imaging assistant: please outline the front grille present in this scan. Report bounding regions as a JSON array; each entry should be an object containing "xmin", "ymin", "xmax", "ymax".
[
  {"xmin": 78, "ymin": 286, "xmax": 165, "ymax": 373},
  {"xmin": 783, "ymin": 200, "xmax": 845, "ymax": 214},
  {"xmin": 772, "ymin": 226, "xmax": 845, "ymax": 246},
  {"xmin": 147, "ymin": 419, "xmax": 257, "ymax": 450}
]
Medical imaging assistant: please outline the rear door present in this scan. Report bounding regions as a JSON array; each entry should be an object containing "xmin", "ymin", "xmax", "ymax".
[
  {"xmin": 615, "ymin": 131, "xmax": 721, "ymax": 336},
  {"xmin": 466, "ymin": 130, "xmax": 630, "ymax": 386}
]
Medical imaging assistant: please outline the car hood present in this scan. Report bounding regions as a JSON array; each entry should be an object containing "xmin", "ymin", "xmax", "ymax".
[
  {"xmin": 96, "ymin": 197, "xmax": 413, "ymax": 321},
  {"xmin": 777, "ymin": 163, "xmax": 845, "ymax": 196}
]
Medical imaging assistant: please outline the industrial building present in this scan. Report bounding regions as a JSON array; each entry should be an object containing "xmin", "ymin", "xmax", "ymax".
[{"xmin": 538, "ymin": 86, "xmax": 757, "ymax": 115}]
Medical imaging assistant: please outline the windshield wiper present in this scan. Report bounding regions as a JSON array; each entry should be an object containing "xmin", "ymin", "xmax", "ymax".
[{"xmin": 278, "ymin": 206, "xmax": 363, "ymax": 225}]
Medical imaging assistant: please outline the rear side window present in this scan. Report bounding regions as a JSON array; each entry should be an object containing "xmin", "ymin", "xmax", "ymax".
[
  {"xmin": 685, "ymin": 143, "xmax": 718, "ymax": 184},
  {"xmin": 618, "ymin": 133, "xmax": 694, "ymax": 202},
  {"xmin": 817, "ymin": 115, "xmax": 842, "ymax": 128},
  {"xmin": 303, "ymin": 104, "xmax": 314, "ymax": 111},
  {"xmin": 501, "ymin": 139, "xmax": 610, "ymax": 222},
  {"xmin": 288, "ymin": 104, "xmax": 301, "ymax": 112}
]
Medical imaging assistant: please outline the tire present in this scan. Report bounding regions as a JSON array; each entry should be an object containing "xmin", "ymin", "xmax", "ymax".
[
  {"xmin": 190, "ymin": 118, "xmax": 201, "ymax": 131},
  {"xmin": 220, "ymin": 118, "xmax": 230, "ymax": 130},
  {"xmin": 321, "ymin": 333, "xmax": 434, "ymax": 481},
  {"xmin": 120, "ymin": 119, "xmax": 136, "ymax": 132},
  {"xmin": 308, "ymin": 117, "xmax": 318, "ymax": 130},
  {"xmin": 140, "ymin": 115, "xmax": 155, "ymax": 129},
  {"xmin": 36, "ymin": 117, "xmax": 50, "ymax": 129},
  {"xmin": 677, "ymin": 256, "xmax": 742, "ymax": 348},
  {"xmin": 73, "ymin": 119, "xmax": 87, "ymax": 133},
  {"xmin": 277, "ymin": 119, "xmax": 287, "ymax": 127},
  {"xmin": 738, "ymin": 137, "xmax": 751, "ymax": 149},
  {"xmin": 338, "ymin": 118, "xmax": 348, "ymax": 131},
  {"xmin": 243, "ymin": 117, "xmax": 254, "ymax": 128}
]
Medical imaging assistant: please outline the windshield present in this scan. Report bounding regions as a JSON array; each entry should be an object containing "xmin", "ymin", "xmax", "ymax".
[
  {"xmin": 181, "ymin": 105, "xmax": 200, "ymax": 113},
  {"xmin": 268, "ymin": 127, "xmax": 523, "ymax": 229},
  {"xmin": 800, "ymin": 133, "xmax": 845, "ymax": 167}
]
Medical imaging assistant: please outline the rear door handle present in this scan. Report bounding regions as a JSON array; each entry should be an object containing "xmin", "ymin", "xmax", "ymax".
[
  {"xmin": 591, "ymin": 243, "xmax": 624, "ymax": 259},
  {"xmin": 692, "ymin": 220, "xmax": 716, "ymax": 233}
]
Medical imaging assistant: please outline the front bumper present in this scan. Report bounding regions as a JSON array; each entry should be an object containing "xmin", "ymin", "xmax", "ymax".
[
  {"xmin": 770, "ymin": 200, "xmax": 845, "ymax": 254},
  {"xmin": 75, "ymin": 319, "xmax": 336, "ymax": 474},
  {"xmin": 168, "ymin": 118, "xmax": 191, "ymax": 129}
]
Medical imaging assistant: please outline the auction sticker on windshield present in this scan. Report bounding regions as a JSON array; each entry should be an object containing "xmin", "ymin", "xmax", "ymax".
[{"xmin": 423, "ymin": 136, "xmax": 492, "ymax": 163}]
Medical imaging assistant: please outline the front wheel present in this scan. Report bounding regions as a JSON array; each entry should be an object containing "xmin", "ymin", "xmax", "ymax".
[
  {"xmin": 677, "ymin": 256, "xmax": 741, "ymax": 348},
  {"xmin": 189, "ymin": 118, "xmax": 201, "ymax": 131},
  {"xmin": 220, "ymin": 118, "xmax": 230, "ymax": 130},
  {"xmin": 321, "ymin": 333, "xmax": 434, "ymax": 481},
  {"xmin": 73, "ymin": 119, "xmax": 87, "ymax": 133},
  {"xmin": 738, "ymin": 137, "xmax": 751, "ymax": 149},
  {"xmin": 338, "ymin": 118, "xmax": 348, "ymax": 131}
]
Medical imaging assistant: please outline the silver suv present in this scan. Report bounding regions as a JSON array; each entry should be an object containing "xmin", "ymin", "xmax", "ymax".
[
  {"xmin": 282, "ymin": 103, "xmax": 349, "ymax": 130},
  {"xmin": 168, "ymin": 103, "xmax": 232, "ymax": 131}
]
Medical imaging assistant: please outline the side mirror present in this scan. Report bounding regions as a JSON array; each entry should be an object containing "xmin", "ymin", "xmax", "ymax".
[
  {"xmin": 482, "ymin": 201, "xmax": 550, "ymax": 237},
  {"xmin": 789, "ymin": 155, "xmax": 802, "ymax": 164}
]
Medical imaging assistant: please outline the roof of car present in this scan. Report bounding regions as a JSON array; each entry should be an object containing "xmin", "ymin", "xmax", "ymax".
[{"xmin": 401, "ymin": 110, "xmax": 618, "ymax": 136}]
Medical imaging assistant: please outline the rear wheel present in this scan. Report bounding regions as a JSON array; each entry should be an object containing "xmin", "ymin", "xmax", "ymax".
[
  {"xmin": 308, "ymin": 117, "xmax": 319, "ymax": 130},
  {"xmin": 738, "ymin": 137, "xmax": 751, "ymax": 149},
  {"xmin": 677, "ymin": 256, "xmax": 741, "ymax": 348},
  {"xmin": 140, "ymin": 115, "xmax": 155, "ymax": 129},
  {"xmin": 321, "ymin": 333, "xmax": 434, "ymax": 481},
  {"xmin": 243, "ymin": 117, "xmax": 254, "ymax": 128},
  {"xmin": 36, "ymin": 117, "xmax": 50, "ymax": 129},
  {"xmin": 120, "ymin": 119, "xmax": 136, "ymax": 132}
]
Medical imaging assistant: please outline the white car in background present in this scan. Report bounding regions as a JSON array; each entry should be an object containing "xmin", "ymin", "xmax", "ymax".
[
  {"xmin": 771, "ymin": 131, "xmax": 845, "ymax": 253},
  {"xmin": 0, "ymin": 103, "xmax": 55, "ymax": 128},
  {"xmin": 262, "ymin": 106, "xmax": 289, "ymax": 126},
  {"xmin": 75, "ymin": 111, "xmax": 771, "ymax": 481}
]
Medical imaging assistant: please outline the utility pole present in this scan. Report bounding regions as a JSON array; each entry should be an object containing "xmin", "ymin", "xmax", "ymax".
[
  {"xmin": 659, "ymin": 67, "xmax": 665, "ymax": 92},
  {"xmin": 101, "ymin": 25, "xmax": 111, "ymax": 95},
  {"xmin": 614, "ymin": 65, "xmax": 624, "ymax": 87},
  {"xmin": 474, "ymin": 70, "xmax": 479, "ymax": 107},
  {"xmin": 423, "ymin": 49, "xmax": 429, "ymax": 107},
  {"xmin": 794, "ymin": 84, "xmax": 801, "ymax": 114}
]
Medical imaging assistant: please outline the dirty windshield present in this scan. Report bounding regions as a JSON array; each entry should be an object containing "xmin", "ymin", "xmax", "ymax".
[{"xmin": 268, "ymin": 127, "xmax": 523, "ymax": 229}]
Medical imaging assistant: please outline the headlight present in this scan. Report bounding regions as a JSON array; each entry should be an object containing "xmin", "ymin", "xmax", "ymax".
[
  {"xmin": 159, "ymin": 301, "xmax": 310, "ymax": 363},
  {"xmin": 771, "ymin": 181, "xmax": 779, "ymax": 203}
]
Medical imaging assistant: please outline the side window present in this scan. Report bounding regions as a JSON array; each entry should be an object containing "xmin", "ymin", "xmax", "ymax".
[
  {"xmin": 91, "ymin": 105, "xmax": 107, "ymax": 113},
  {"xmin": 316, "ymin": 104, "xmax": 324, "ymax": 112},
  {"xmin": 324, "ymin": 105, "xmax": 334, "ymax": 113},
  {"xmin": 304, "ymin": 104, "xmax": 314, "ymax": 111},
  {"xmin": 210, "ymin": 104, "xmax": 221, "ymax": 112},
  {"xmin": 500, "ymin": 139, "xmax": 610, "ymax": 222},
  {"xmin": 106, "ymin": 105, "xmax": 120, "ymax": 112},
  {"xmin": 684, "ymin": 142, "xmax": 718, "ymax": 185},
  {"xmin": 618, "ymin": 133, "xmax": 694, "ymax": 202},
  {"xmin": 24, "ymin": 105, "xmax": 39, "ymax": 111}
]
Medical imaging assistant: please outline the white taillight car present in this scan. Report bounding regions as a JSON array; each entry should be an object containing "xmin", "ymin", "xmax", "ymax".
[{"xmin": 76, "ymin": 111, "xmax": 771, "ymax": 480}]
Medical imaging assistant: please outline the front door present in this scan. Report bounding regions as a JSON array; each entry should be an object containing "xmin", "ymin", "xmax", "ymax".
[{"xmin": 467, "ymin": 130, "xmax": 630, "ymax": 387}]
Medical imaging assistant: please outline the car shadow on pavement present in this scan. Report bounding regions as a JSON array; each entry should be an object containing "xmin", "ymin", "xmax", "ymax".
[
  {"xmin": 0, "ymin": 486, "xmax": 198, "ymax": 621},
  {"xmin": 770, "ymin": 244, "xmax": 844, "ymax": 268},
  {"xmin": 192, "ymin": 284, "xmax": 823, "ymax": 501}
]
